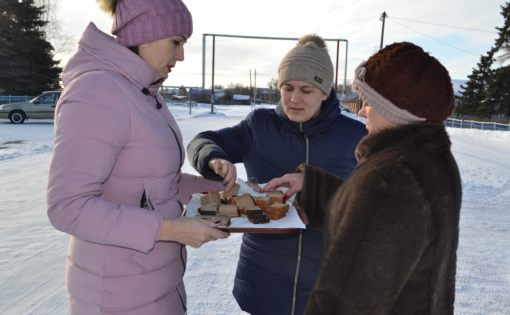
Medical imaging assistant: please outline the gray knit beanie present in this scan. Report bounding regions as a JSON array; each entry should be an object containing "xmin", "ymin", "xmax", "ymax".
[{"xmin": 278, "ymin": 34, "xmax": 334, "ymax": 95}]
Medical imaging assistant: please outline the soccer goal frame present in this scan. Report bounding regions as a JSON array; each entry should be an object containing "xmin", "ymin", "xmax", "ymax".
[{"xmin": 202, "ymin": 33, "xmax": 349, "ymax": 111}]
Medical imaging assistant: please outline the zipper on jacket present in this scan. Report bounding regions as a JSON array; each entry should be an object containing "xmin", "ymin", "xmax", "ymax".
[
  {"xmin": 168, "ymin": 124, "xmax": 184, "ymax": 167},
  {"xmin": 143, "ymin": 91, "xmax": 184, "ymax": 167},
  {"xmin": 290, "ymin": 125, "xmax": 309, "ymax": 315},
  {"xmin": 141, "ymin": 83, "xmax": 184, "ymax": 167},
  {"xmin": 300, "ymin": 124, "xmax": 310, "ymax": 164},
  {"xmin": 140, "ymin": 191, "xmax": 155, "ymax": 211},
  {"xmin": 291, "ymin": 230, "xmax": 304, "ymax": 315},
  {"xmin": 176, "ymin": 279, "xmax": 187, "ymax": 313},
  {"xmin": 178, "ymin": 196, "xmax": 187, "ymax": 312}
]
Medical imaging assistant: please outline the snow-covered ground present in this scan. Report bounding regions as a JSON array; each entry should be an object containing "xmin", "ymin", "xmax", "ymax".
[{"xmin": 0, "ymin": 104, "xmax": 509, "ymax": 315}]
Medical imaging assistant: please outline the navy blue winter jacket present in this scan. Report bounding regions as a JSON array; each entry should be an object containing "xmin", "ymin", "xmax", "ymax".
[{"xmin": 187, "ymin": 90, "xmax": 366, "ymax": 315}]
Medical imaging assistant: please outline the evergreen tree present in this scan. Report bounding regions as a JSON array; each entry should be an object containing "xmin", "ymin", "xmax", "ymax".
[
  {"xmin": 498, "ymin": 47, "xmax": 510, "ymax": 63},
  {"xmin": 458, "ymin": 54, "xmax": 494, "ymax": 117},
  {"xmin": 487, "ymin": 2, "xmax": 510, "ymax": 118},
  {"xmin": 459, "ymin": 2, "xmax": 509, "ymax": 118},
  {"xmin": 485, "ymin": 66, "xmax": 510, "ymax": 117},
  {"xmin": 0, "ymin": 0, "xmax": 61, "ymax": 95},
  {"xmin": 493, "ymin": 2, "xmax": 510, "ymax": 59}
]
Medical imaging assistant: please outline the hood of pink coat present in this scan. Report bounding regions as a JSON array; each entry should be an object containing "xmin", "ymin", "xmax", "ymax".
[{"xmin": 63, "ymin": 22, "xmax": 164, "ymax": 95}]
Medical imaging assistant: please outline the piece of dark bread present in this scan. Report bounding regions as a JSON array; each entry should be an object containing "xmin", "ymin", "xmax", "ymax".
[
  {"xmin": 245, "ymin": 205, "xmax": 264, "ymax": 216},
  {"xmin": 248, "ymin": 215, "xmax": 270, "ymax": 224},
  {"xmin": 198, "ymin": 204, "xmax": 218, "ymax": 216},
  {"xmin": 197, "ymin": 215, "xmax": 231, "ymax": 227}
]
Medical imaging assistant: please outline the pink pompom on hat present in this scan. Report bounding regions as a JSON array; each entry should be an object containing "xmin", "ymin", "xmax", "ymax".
[{"xmin": 112, "ymin": 0, "xmax": 193, "ymax": 47}]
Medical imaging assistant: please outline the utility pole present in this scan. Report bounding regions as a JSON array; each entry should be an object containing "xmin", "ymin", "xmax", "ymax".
[
  {"xmin": 379, "ymin": 11, "xmax": 387, "ymax": 50},
  {"xmin": 249, "ymin": 69, "xmax": 252, "ymax": 106},
  {"xmin": 211, "ymin": 35, "xmax": 216, "ymax": 113},
  {"xmin": 253, "ymin": 69, "xmax": 257, "ymax": 107}
]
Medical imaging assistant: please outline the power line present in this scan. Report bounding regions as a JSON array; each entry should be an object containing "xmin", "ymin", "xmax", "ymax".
[
  {"xmin": 389, "ymin": 18, "xmax": 481, "ymax": 56},
  {"xmin": 390, "ymin": 16, "xmax": 496, "ymax": 34},
  {"xmin": 311, "ymin": 15, "xmax": 380, "ymax": 32}
]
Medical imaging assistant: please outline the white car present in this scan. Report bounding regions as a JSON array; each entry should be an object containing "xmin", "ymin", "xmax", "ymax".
[{"xmin": 0, "ymin": 91, "xmax": 61, "ymax": 124}]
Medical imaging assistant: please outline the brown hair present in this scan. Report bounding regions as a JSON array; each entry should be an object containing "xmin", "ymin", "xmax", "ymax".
[{"xmin": 97, "ymin": 0, "xmax": 119, "ymax": 15}]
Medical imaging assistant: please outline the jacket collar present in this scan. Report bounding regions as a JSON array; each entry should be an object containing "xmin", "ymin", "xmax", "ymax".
[
  {"xmin": 63, "ymin": 23, "xmax": 164, "ymax": 95},
  {"xmin": 355, "ymin": 123, "xmax": 451, "ymax": 164}
]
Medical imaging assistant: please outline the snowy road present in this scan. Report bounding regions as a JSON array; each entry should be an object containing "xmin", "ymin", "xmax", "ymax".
[
  {"xmin": 448, "ymin": 129, "xmax": 510, "ymax": 314},
  {"xmin": 0, "ymin": 107, "xmax": 509, "ymax": 314}
]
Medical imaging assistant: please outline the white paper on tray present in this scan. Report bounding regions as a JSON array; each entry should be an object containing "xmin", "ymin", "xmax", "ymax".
[{"xmin": 184, "ymin": 178, "xmax": 306, "ymax": 230}]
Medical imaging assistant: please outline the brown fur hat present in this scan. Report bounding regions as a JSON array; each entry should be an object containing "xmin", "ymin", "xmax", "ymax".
[{"xmin": 362, "ymin": 42, "xmax": 454, "ymax": 123}]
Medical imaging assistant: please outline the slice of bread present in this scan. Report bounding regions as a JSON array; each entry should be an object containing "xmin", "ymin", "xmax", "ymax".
[
  {"xmin": 266, "ymin": 202, "xmax": 289, "ymax": 220},
  {"xmin": 201, "ymin": 191, "xmax": 221, "ymax": 206},
  {"xmin": 268, "ymin": 190, "xmax": 285, "ymax": 204},
  {"xmin": 254, "ymin": 195, "xmax": 271, "ymax": 210},
  {"xmin": 218, "ymin": 204, "xmax": 239, "ymax": 217},
  {"xmin": 222, "ymin": 183, "xmax": 240, "ymax": 199},
  {"xmin": 232, "ymin": 193, "xmax": 256, "ymax": 213}
]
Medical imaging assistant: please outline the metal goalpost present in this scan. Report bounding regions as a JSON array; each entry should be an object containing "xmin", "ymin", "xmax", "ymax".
[{"xmin": 201, "ymin": 33, "xmax": 349, "ymax": 113}]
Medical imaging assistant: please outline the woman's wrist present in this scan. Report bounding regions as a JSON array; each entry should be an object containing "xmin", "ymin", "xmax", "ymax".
[{"xmin": 159, "ymin": 218, "xmax": 175, "ymax": 241}]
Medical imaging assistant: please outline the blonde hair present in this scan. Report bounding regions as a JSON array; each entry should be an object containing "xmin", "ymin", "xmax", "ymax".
[
  {"xmin": 298, "ymin": 34, "xmax": 327, "ymax": 49},
  {"xmin": 96, "ymin": 0, "xmax": 118, "ymax": 15}
]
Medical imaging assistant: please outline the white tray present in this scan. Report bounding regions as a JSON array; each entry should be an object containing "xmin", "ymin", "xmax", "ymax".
[{"xmin": 184, "ymin": 179, "xmax": 306, "ymax": 233}]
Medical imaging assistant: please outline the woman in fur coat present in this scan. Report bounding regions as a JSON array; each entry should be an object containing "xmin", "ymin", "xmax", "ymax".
[{"xmin": 263, "ymin": 42, "xmax": 462, "ymax": 314}]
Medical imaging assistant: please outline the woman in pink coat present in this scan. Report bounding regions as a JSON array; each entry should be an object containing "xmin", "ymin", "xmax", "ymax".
[{"xmin": 46, "ymin": 1, "xmax": 229, "ymax": 314}]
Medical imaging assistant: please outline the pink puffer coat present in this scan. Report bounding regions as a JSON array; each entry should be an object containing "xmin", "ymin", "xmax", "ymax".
[{"xmin": 47, "ymin": 23, "xmax": 223, "ymax": 315}]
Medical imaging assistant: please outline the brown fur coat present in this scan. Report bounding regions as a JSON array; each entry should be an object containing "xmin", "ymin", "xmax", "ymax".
[{"xmin": 298, "ymin": 123, "xmax": 462, "ymax": 315}]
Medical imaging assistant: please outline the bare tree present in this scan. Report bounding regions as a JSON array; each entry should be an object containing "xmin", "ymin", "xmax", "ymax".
[
  {"xmin": 268, "ymin": 77, "xmax": 278, "ymax": 90},
  {"xmin": 35, "ymin": 0, "xmax": 74, "ymax": 56}
]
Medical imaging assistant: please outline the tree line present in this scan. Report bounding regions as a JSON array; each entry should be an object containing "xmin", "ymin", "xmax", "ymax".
[{"xmin": 0, "ymin": 0, "xmax": 508, "ymax": 122}]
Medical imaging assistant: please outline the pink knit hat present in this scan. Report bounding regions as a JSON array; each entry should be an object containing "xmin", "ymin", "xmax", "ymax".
[{"xmin": 112, "ymin": 0, "xmax": 193, "ymax": 47}]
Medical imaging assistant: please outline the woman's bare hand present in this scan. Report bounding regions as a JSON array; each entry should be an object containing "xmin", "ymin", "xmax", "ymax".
[
  {"xmin": 261, "ymin": 173, "xmax": 304, "ymax": 199},
  {"xmin": 208, "ymin": 159, "xmax": 237, "ymax": 190},
  {"xmin": 159, "ymin": 217, "xmax": 229, "ymax": 248}
]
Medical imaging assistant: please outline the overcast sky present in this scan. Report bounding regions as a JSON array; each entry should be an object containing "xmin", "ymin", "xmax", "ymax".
[{"xmin": 52, "ymin": 0, "xmax": 507, "ymax": 89}]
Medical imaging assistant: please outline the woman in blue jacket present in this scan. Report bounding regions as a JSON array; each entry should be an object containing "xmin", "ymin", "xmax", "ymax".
[{"xmin": 187, "ymin": 34, "xmax": 366, "ymax": 315}]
